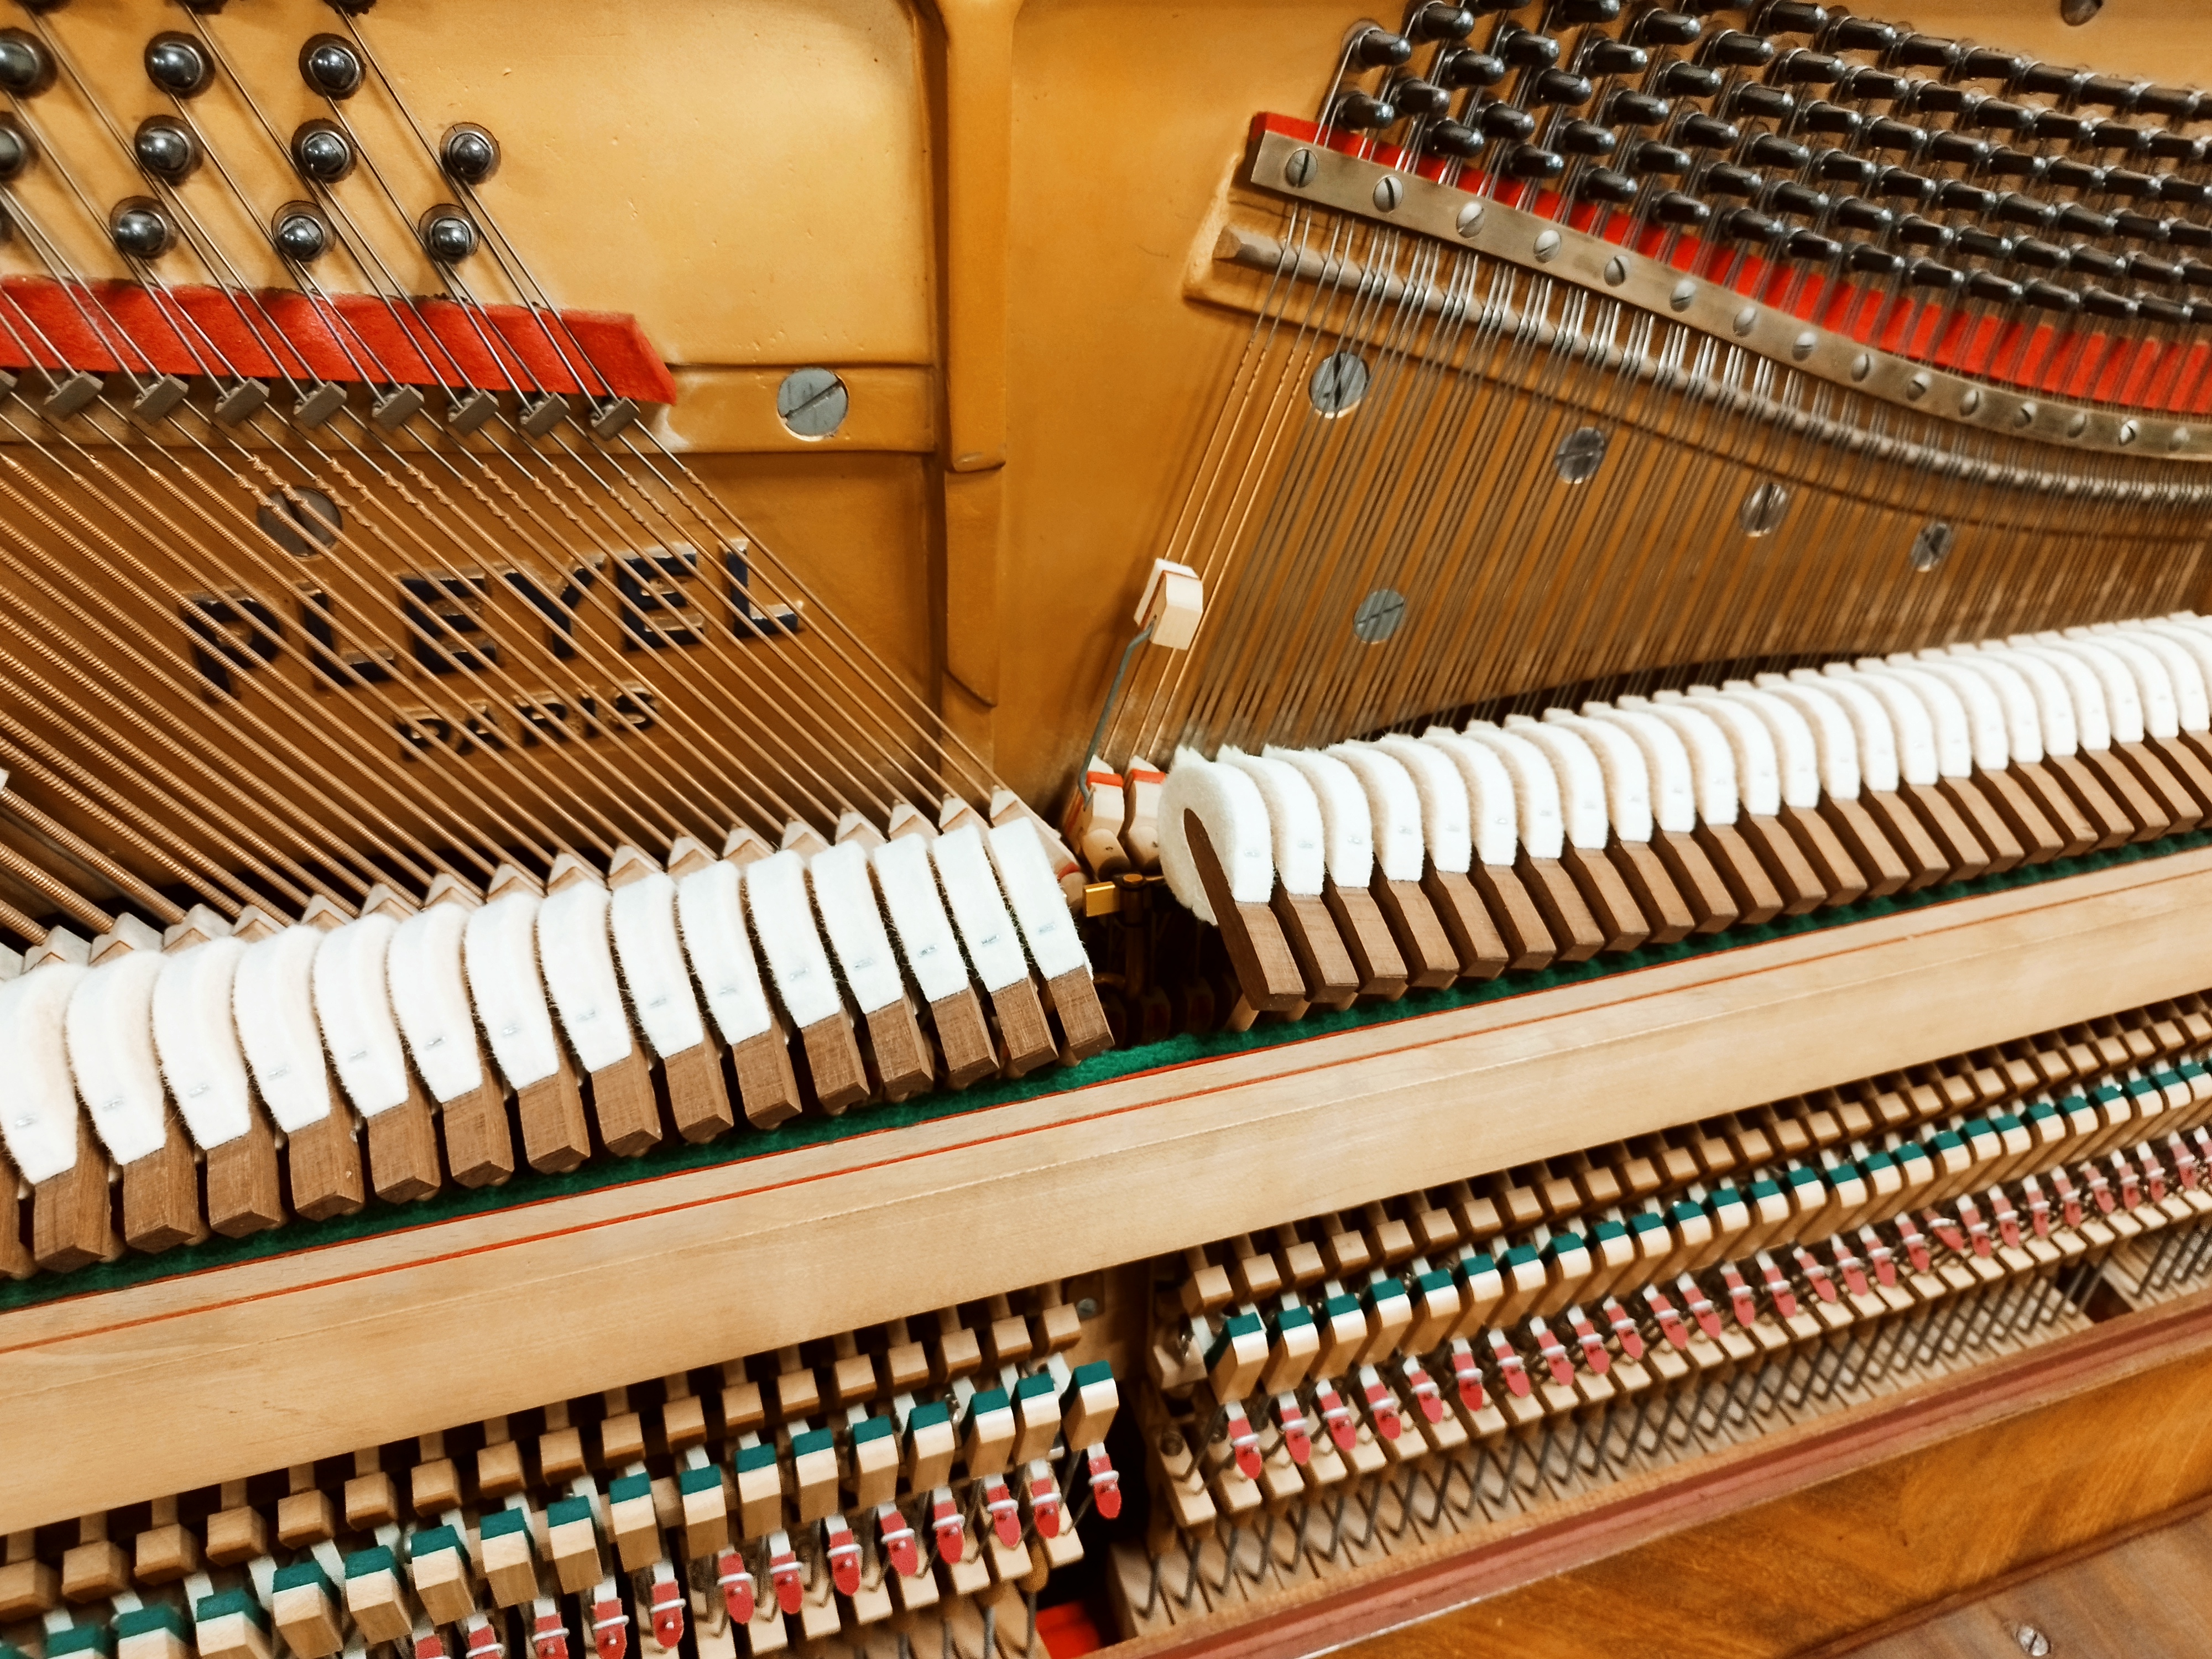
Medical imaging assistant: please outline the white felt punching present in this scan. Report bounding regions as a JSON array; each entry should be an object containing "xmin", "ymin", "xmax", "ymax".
[
  {"xmin": 538, "ymin": 881, "xmax": 635, "ymax": 1073},
  {"xmin": 1971, "ymin": 645, "xmax": 2079, "ymax": 758},
  {"xmin": 1584, "ymin": 705, "xmax": 1699, "ymax": 833},
  {"xmin": 988, "ymin": 817, "xmax": 1092, "ymax": 982},
  {"xmin": 1375, "ymin": 734, "xmax": 1474, "ymax": 874},
  {"xmin": 870, "ymin": 834, "xmax": 971, "ymax": 1005},
  {"xmin": 1463, "ymin": 722, "xmax": 1567, "ymax": 858},
  {"xmin": 234, "ymin": 926, "xmax": 335, "ymax": 1135},
  {"xmin": 1896, "ymin": 656, "xmax": 2007, "ymax": 774},
  {"xmin": 1861, "ymin": 663, "xmax": 1971, "ymax": 780},
  {"xmin": 1754, "ymin": 675, "xmax": 1863, "ymax": 800},
  {"xmin": 312, "ymin": 914, "xmax": 411, "ymax": 1117},
  {"xmin": 1826, "ymin": 666, "xmax": 1937, "ymax": 786},
  {"xmin": 675, "ymin": 861, "xmax": 776, "ymax": 1046},
  {"xmin": 1221, "ymin": 748, "xmax": 1327, "ymax": 896},
  {"xmin": 611, "ymin": 872, "xmax": 708, "ymax": 1060},
  {"xmin": 2136, "ymin": 623, "xmax": 2212, "ymax": 732},
  {"xmin": 2074, "ymin": 629, "xmax": 2179, "ymax": 739},
  {"xmin": 154, "ymin": 938, "xmax": 253, "ymax": 1149},
  {"xmin": 465, "ymin": 891, "xmax": 564, "ymax": 1092},
  {"xmin": 1719, "ymin": 683, "xmax": 1821, "ymax": 810},
  {"xmin": 810, "ymin": 842, "xmax": 906, "ymax": 1016},
  {"xmin": 2005, "ymin": 640, "xmax": 2112, "ymax": 751},
  {"xmin": 933, "ymin": 824, "xmax": 1032, "ymax": 994},
  {"xmin": 2114, "ymin": 625, "xmax": 2210, "ymax": 733},
  {"xmin": 1621, "ymin": 696, "xmax": 1740, "ymax": 825},
  {"xmin": 1544, "ymin": 709, "xmax": 1653, "ymax": 843},
  {"xmin": 66, "ymin": 950, "xmax": 168, "ymax": 1166},
  {"xmin": 1418, "ymin": 729, "xmax": 1520, "ymax": 867},
  {"xmin": 745, "ymin": 851, "xmax": 846, "ymax": 1030},
  {"xmin": 1931, "ymin": 649, "xmax": 2042, "ymax": 766},
  {"xmin": 387, "ymin": 904, "xmax": 483, "ymax": 1104},
  {"xmin": 0, "ymin": 961, "xmax": 88, "ymax": 1181},
  {"xmin": 1271, "ymin": 745, "xmax": 1379, "ymax": 885},
  {"xmin": 1503, "ymin": 716, "xmax": 1609, "ymax": 850},
  {"xmin": 2051, "ymin": 635, "xmax": 2146, "ymax": 742},
  {"xmin": 1158, "ymin": 750, "xmax": 1275, "ymax": 924},
  {"xmin": 1675, "ymin": 690, "xmax": 1781, "ymax": 816},
  {"xmin": 1325, "ymin": 742, "xmax": 1436, "ymax": 879}
]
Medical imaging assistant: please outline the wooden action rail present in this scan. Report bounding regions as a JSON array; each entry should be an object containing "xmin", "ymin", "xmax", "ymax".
[
  {"xmin": 11, "ymin": 839, "xmax": 2212, "ymax": 1547},
  {"xmin": 1116, "ymin": 988, "xmax": 2212, "ymax": 1645},
  {"xmin": 0, "ymin": 1285, "xmax": 1118, "ymax": 1659}
]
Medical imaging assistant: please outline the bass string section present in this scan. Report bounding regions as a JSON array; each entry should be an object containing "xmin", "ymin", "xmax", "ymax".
[{"xmin": 0, "ymin": 2, "xmax": 1115, "ymax": 1284}]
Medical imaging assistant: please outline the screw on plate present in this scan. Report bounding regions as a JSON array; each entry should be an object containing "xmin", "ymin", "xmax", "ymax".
[
  {"xmin": 1373, "ymin": 174, "xmax": 1403, "ymax": 211},
  {"xmin": 1352, "ymin": 588, "xmax": 1406, "ymax": 644},
  {"xmin": 2015, "ymin": 1626, "xmax": 2050, "ymax": 1657},
  {"xmin": 776, "ymin": 367, "xmax": 848, "ymax": 439},
  {"xmin": 1284, "ymin": 147, "xmax": 1317, "ymax": 187}
]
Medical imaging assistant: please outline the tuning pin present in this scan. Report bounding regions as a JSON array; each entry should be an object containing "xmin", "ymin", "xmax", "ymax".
[
  {"xmin": 765, "ymin": 1533, "xmax": 804, "ymax": 1617},
  {"xmin": 1408, "ymin": 1, "xmax": 1475, "ymax": 41},
  {"xmin": 821, "ymin": 1516, "xmax": 861, "ymax": 1599},
  {"xmin": 1329, "ymin": 91, "xmax": 1396, "ymax": 129},
  {"xmin": 1352, "ymin": 26, "xmax": 1413, "ymax": 67},
  {"xmin": 713, "ymin": 1551, "xmax": 754, "ymax": 1627}
]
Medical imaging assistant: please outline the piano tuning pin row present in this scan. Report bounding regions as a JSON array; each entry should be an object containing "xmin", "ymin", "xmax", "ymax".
[
  {"xmin": 1112, "ymin": 979, "xmax": 2212, "ymax": 1636},
  {"xmin": 0, "ymin": 1292, "xmax": 1120, "ymax": 1659}
]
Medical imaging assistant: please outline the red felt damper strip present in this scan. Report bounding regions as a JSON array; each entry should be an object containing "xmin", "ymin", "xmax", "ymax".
[
  {"xmin": 1249, "ymin": 112, "xmax": 2205, "ymax": 420},
  {"xmin": 0, "ymin": 276, "xmax": 676, "ymax": 404}
]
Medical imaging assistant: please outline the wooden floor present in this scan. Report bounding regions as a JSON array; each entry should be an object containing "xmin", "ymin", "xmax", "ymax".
[
  {"xmin": 1831, "ymin": 1501, "xmax": 2212, "ymax": 1659},
  {"xmin": 1337, "ymin": 1497, "xmax": 2212, "ymax": 1659}
]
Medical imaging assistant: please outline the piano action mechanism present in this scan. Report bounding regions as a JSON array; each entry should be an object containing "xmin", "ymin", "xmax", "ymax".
[{"xmin": 7, "ymin": 1, "xmax": 2212, "ymax": 1655}]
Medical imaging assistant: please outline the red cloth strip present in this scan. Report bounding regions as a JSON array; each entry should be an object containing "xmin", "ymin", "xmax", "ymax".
[
  {"xmin": 0, "ymin": 275, "xmax": 676, "ymax": 404},
  {"xmin": 1249, "ymin": 111, "xmax": 2199, "ymax": 421}
]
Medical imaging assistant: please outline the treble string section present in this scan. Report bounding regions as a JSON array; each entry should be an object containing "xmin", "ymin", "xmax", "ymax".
[
  {"xmin": 1241, "ymin": 228, "xmax": 1465, "ymax": 752},
  {"xmin": 1357, "ymin": 255, "xmax": 1544, "ymax": 732},
  {"xmin": 1309, "ymin": 245, "xmax": 1508, "ymax": 744},
  {"xmin": 1177, "ymin": 213, "xmax": 1410, "ymax": 753},
  {"xmin": 1104, "ymin": 43, "xmax": 1387, "ymax": 766},
  {"xmin": 1383, "ymin": 270, "xmax": 1583, "ymax": 724},
  {"xmin": 1114, "ymin": 205, "xmax": 1374, "ymax": 763},
  {"xmin": 1212, "ymin": 222, "xmax": 1449, "ymax": 752}
]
